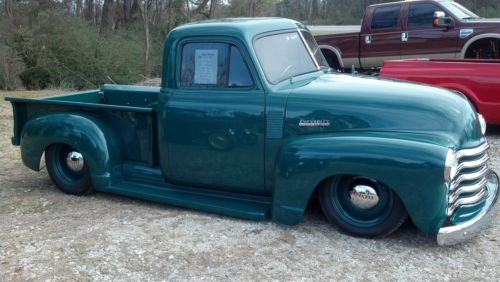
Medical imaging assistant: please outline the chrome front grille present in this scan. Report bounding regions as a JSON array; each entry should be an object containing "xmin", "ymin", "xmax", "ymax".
[{"xmin": 447, "ymin": 142, "xmax": 490, "ymax": 216}]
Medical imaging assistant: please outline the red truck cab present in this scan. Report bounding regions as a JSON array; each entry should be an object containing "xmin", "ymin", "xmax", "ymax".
[{"xmin": 316, "ymin": 0, "xmax": 500, "ymax": 70}]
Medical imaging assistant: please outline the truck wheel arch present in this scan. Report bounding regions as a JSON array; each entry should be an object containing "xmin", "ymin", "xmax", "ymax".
[
  {"xmin": 319, "ymin": 45, "xmax": 344, "ymax": 70},
  {"xmin": 318, "ymin": 174, "xmax": 408, "ymax": 238},
  {"xmin": 271, "ymin": 134, "xmax": 448, "ymax": 234},
  {"xmin": 461, "ymin": 33, "xmax": 500, "ymax": 59},
  {"xmin": 19, "ymin": 113, "xmax": 124, "ymax": 188}
]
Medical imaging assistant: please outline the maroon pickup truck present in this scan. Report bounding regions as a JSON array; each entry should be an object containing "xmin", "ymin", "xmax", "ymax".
[{"xmin": 315, "ymin": 0, "xmax": 500, "ymax": 71}]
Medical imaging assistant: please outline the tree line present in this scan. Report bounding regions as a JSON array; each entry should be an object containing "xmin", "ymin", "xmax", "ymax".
[
  {"xmin": 276, "ymin": 0, "xmax": 500, "ymax": 25},
  {"xmin": 1, "ymin": 0, "xmax": 499, "ymax": 90}
]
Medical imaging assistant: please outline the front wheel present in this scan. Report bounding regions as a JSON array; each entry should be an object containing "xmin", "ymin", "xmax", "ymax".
[
  {"xmin": 319, "ymin": 175, "xmax": 407, "ymax": 238},
  {"xmin": 45, "ymin": 144, "xmax": 93, "ymax": 195}
]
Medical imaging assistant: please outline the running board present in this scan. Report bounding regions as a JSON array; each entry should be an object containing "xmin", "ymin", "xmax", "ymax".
[{"xmin": 97, "ymin": 179, "xmax": 271, "ymax": 221}]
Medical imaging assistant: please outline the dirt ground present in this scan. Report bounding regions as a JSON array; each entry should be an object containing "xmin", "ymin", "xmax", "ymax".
[{"xmin": 1, "ymin": 90, "xmax": 499, "ymax": 281}]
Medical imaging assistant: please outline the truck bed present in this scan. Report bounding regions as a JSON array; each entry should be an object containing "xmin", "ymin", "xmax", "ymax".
[
  {"xmin": 379, "ymin": 59, "xmax": 500, "ymax": 124},
  {"xmin": 9, "ymin": 84, "xmax": 160, "ymax": 109},
  {"xmin": 6, "ymin": 84, "xmax": 160, "ymax": 165}
]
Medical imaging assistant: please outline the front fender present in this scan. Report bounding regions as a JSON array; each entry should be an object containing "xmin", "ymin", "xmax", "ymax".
[
  {"xmin": 20, "ymin": 113, "xmax": 124, "ymax": 188},
  {"xmin": 271, "ymin": 132, "xmax": 449, "ymax": 233}
]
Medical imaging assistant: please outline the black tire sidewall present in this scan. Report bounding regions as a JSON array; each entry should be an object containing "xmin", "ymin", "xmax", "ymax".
[
  {"xmin": 319, "ymin": 176, "xmax": 407, "ymax": 238},
  {"xmin": 45, "ymin": 144, "xmax": 92, "ymax": 195}
]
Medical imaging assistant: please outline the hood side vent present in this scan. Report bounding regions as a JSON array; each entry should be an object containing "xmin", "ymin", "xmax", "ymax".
[{"xmin": 267, "ymin": 111, "xmax": 284, "ymax": 139}]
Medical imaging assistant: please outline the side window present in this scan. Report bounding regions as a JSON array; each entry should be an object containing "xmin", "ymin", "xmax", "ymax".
[
  {"xmin": 228, "ymin": 46, "xmax": 253, "ymax": 87},
  {"xmin": 371, "ymin": 5, "xmax": 401, "ymax": 29},
  {"xmin": 408, "ymin": 4, "xmax": 440, "ymax": 28},
  {"xmin": 180, "ymin": 42, "xmax": 253, "ymax": 88}
]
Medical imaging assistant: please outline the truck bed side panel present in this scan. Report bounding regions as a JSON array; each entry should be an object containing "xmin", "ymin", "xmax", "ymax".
[
  {"xmin": 8, "ymin": 92, "xmax": 157, "ymax": 165},
  {"xmin": 380, "ymin": 59, "xmax": 500, "ymax": 124}
]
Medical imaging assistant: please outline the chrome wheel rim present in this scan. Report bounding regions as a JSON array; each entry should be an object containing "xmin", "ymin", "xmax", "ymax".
[
  {"xmin": 66, "ymin": 151, "xmax": 85, "ymax": 172},
  {"xmin": 330, "ymin": 175, "xmax": 393, "ymax": 227},
  {"xmin": 348, "ymin": 185, "xmax": 380, "ymax": 210}
]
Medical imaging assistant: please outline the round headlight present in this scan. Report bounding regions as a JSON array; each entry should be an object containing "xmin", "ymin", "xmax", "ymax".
[
  {"xmin": 444, "ymin": 149, "xmax": 458, "ymax": 182},
  {"xmin": 478, "ymin": 114, "xmax": 487, "ymax": 135}
]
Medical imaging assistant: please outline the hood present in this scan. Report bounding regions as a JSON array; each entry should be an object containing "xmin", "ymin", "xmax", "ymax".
[{"xmin": 284, "ymin": 73, "xmax": 483, "ymax": 148}]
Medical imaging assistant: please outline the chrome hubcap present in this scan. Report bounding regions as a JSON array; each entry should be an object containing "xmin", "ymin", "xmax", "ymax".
[
  {"xmin": 348, "ymin": 185, "xmax": 379, "ymax": 209},
  {"xmin": 66, "ymin": 151, "xmax": 84, "ymax": 172}
]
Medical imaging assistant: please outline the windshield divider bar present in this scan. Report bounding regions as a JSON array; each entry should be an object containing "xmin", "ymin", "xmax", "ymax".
[{"xmin": 297, "ymin": 29, "xmax": 320, "ymax": 70}]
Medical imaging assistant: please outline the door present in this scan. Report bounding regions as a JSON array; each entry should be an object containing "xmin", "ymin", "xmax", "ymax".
[
  {"xmin": 161, "ymin": 40, "xmax": 266, "ymax": 194},
  {"xmin": 400, "ymin": 2, "xmax": 459, "ymax": 59},
  {"xmin": 361, "ymin": 4, "xmax": 403, "ymax": 68}
]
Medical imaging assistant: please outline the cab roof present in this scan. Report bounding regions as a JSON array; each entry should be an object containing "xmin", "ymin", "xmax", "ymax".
[
  {"xmin": 169, "ymin": 18, "xmax": 306, "ymax": 41},
  {"xmin": 370, "ymin": 0, "xmax": 451, "ymax": 7}
]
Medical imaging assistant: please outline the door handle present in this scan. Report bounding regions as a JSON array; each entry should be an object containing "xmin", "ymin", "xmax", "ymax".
[
  {"xmin": 365, "ymin": 35, "xmax": 372, "ymax": 44},
  {"xmin": 401, "ymin": 32, "xmax": 409, "ymax": 42}
]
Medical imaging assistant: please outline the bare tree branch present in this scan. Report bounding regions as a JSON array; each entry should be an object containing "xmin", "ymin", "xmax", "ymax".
[
  {"xmin": 209, "ymin": 0, "xmax": 217, "ymax": 18},
  {"xmin": 4, "ymin": 0, "xmax": 13, "ymax": 19},
  {"xmin": 84, "ymin": 0, "xmax": 95, "ymax": 24},
  {"xmin": 191, "ymin": 0, "xmax": 209, "ymax": 16},
  {"xmin": 100, "ymin": 0, "xmax": 115, "ymax": 35}
]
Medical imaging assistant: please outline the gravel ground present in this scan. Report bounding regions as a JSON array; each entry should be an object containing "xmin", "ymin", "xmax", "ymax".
[{"xmin": 1, "ymin": 91, "xmax": 499, "ymax": 281}]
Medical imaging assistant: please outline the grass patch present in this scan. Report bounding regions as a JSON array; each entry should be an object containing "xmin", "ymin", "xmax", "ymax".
[{"xmin": 21, "ymin": 202, "xmax": 54, "ymax": 214}]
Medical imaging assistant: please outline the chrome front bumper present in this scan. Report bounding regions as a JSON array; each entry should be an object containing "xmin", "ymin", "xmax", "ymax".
[{"xmin": 437, "ymin": 171, "xmax": 499, "ymax": 246}]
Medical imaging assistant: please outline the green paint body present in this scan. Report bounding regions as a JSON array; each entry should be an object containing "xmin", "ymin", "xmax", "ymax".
[{"xmin": 6, "ymin": 19, "xmax": 488, "ymax": 234}]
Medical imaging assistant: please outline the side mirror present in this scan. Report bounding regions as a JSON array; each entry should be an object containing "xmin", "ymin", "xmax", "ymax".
[{"xmin": 433, "ymin": 11, "xmax": 453, "ymax": 28}]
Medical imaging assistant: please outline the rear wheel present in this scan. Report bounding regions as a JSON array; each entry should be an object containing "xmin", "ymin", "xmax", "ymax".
[
  {"xmin": 45, "ymin": 144, "xmax": 92, "ymax": 195},
  {"xmin": 319, "ymin": 175, "xmax": 407, "ymax": 238},
  {"xmin": 321, "ymin": 48, "xmax": 341, "ymax": 72},
  {"xmin": 465, "ymin": 38, "xmax": 500, "ymax": 59}
]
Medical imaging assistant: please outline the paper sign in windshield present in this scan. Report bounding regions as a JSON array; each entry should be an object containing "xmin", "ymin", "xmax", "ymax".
[{"xmin": 194, "ymin": 49, "xmax": 218, "ymax": 85}]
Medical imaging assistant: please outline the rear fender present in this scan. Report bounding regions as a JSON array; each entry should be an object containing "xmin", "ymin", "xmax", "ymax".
[
  {"xmin": 271, "ymin": 133, "xmax": 449, "ymax": 233},
  {"xmin": 460, "ymin": 33, "xmax": 500, "ymax": 58},
  {"xmin": 20, "ymin": 113, "xmax": 124, "ymax": 188},
  {"xmin": 319, "ymin": 45, "xmax": 344, "ymax": 69}
]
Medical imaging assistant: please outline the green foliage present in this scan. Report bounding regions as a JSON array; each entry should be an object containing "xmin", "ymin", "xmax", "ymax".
[
  {"xmin": 456, "ymin": 0, "xmax": 500, "ymax": 17},
  {"xmin": 19, "ymin": 66, "xmax": 51, "ymax": 89},
  {"xmin": 4, "ymin": 8, "xmax": 163, "ymax": 90},
  {"xmin": 9, "ymin": 11, "xmax": 98, "ymax": 89},
  {"xmin": 0, "ymin": 15, "xmax": 23, "ymax": 90},
  {"xmin": 218, "ymin": 0, "xmax": 277, "ymax": 17},
  {"xmin": 0, "ymin": 44, "xmax": 23, "ymax": 90},
  {"xmin": 476, "ymin": 6, "xmax": 500, "ymax": 18}
]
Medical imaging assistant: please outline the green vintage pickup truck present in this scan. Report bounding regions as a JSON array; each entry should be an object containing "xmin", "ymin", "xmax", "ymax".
[{"xmin": 6, "ymin": 18, "xmax": 499, "ymax": 245}]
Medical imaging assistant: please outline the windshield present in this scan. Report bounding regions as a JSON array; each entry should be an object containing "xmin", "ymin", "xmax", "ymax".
[
  {"xmin": 254, "ymin": 31, "xmax": 327, "ymax": 84},
  {"xmin": 441, "ymin": 1, "xmax": 480, "ymax": 19}
]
